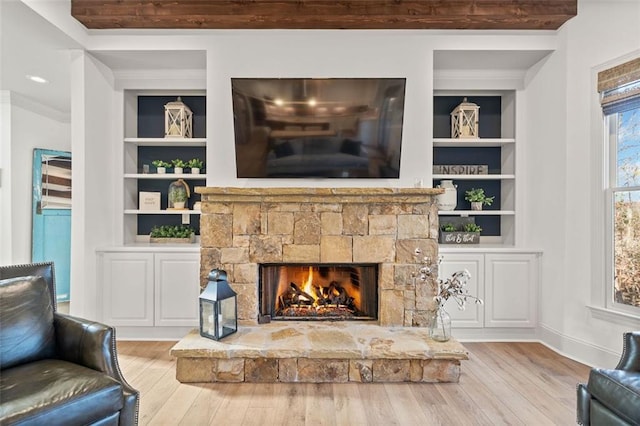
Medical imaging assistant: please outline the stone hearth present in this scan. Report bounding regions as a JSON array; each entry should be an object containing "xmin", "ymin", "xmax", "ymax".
[
  {"xmin": 196, "ymin": 187, "xmax": 443, "ymax": 327},
  {"xmin": 171, "ymin": 323, "xmax": 468, "ymax": 383}
]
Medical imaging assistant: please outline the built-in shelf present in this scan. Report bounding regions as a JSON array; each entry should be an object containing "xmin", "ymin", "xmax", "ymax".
[
  {"xmin": 433, "ymin": 174, "xmax": 515, "ymax": 180},
  {"xmin": 124, "ymin": 174, "xmax": 206, "ymax": 179},
  {"xmin": 433, "ymin": 138, "xmax": 515, "ymax": 147},
  {"xmin": 124, "ymin": 210, "xmax": 201, "ymax": 215},
  {"xmin": 433, "ymin": 92, "xmax": 517, "ymax": 245},
  {"xmin": 124, "ymin": 137, "xmax": 206, "ymax": 147},
  {"xmin": 438, "ymin": 210, "xmax": 516, "ymax": 216},
  {"xmin": 122, "ymin": 93, "xmax": 207, "ymax": 243}
]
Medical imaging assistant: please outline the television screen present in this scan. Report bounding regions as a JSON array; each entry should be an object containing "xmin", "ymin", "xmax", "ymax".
[{"xmin": 232, "ymin": 78, "xmax": 406, "ymax": 178}]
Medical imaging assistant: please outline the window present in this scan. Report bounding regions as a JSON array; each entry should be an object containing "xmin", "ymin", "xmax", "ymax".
[{"xmin": 601, "ymin": 58, "xmax": 640, "ymax": 314}]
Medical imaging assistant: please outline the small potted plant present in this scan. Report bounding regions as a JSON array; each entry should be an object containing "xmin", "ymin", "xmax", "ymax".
[
  {"xmin": 168, "ymin": 179, "xmax": 190, "ymax": 209},
  {"xmin": 463, "ymin": 223, "xmax": 482, "ymax": 233},
  {"xmin": 464, "ymin": 188, "xmax": 495, "ymax": 211},
  {"xmin": 149, "ymin": 225, "xmax": 196, "ymax": 244},
  {"xmin": 172, "ymin": 159, "xmax": 187, "ymax": 174},
  {"xmin": 441, "ymin": 223, "xmax": 457, "ymax": 232},
  {"xmin": 439, "ymin": 219, "xmax": 481, "ymax": 244},
  {"xmin": 187, "ymin": 158, "xmax": 204, "ymax": 174},
  {"xmin": 151, "ymin": 160, "xmax": 171, "ymax": 174}
]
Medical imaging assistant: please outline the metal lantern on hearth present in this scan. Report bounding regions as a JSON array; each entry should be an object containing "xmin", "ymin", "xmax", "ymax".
[
  {"xmin": 199, "ymin": 269, "xmax": 237, "ymax": 341},
  {"xmin": 450, "ymin": 97, "xmax": 479, "ymax": 138},
  {"xmin": 164, "ymin": 96, "xmax": 193, "ymax": 138}
]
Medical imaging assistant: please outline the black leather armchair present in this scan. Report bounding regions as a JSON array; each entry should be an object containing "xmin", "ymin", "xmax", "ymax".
[
  {"xmin": 577, "ymin": 331, "xmax": 640, "ymax": 425},
  {"xmin": 0, "ymin": 262, "xmax": 139, "ymax": 425}
]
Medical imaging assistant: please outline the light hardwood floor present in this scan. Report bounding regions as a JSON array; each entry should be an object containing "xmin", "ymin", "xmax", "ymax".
[{"xmin": 116, "ymin": 341, "xmax": 591, "ymax": 425}]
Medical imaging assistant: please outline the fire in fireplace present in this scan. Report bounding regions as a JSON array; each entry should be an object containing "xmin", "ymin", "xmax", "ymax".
[{"xmin": 259, "ymin": 264, "xmax": 378, "ymax": 321}]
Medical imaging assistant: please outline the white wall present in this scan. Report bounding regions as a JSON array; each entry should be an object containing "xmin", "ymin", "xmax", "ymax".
[
  {"xmin": 527, "ymin": 0, "xmax": 640, "ymax": 367},
  {"xmin": 206, "ymin": 32, "xmax": 434, "ymax": 188},
  {"xmin": 69, "ymin": 51, "xmax": 116, "ymax": 318},
  {"xmin": 0, "ymin": 91, "xmax": 12, "ymax": 264},
  {"xmin": 0, "ymin": 92, "xmax": 70, "ymax": 265}
]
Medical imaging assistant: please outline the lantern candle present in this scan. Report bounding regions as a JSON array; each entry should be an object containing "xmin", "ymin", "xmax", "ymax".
[
  {"xmin": 164, "ymin": 96, "xmax": 193, "ymax": 138},
  {"xmin": 450, "ymin": 97, "xmax": 480, "ymax": 139},
  {"xmin": 199, "ymin": 269, "xmax": 238, "ymax": 341}
]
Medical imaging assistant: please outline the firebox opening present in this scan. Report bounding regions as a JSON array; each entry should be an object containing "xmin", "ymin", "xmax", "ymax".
[{"xmin": 259, "ymin": 263, "xmax": 378, "ymax": 321}]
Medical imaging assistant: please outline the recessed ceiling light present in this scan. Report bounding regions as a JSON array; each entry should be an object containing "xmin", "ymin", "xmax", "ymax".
[{"xmin": 26, "ymin": 75, "xmax": 48, "ymax": 84}]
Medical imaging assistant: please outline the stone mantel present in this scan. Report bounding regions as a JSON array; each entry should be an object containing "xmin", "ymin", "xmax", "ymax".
[
  {"xmin": 195, "ymin": 187, "xmax": 443, "ymax": 204},
  {"xmin": 197, "ymin": 186, "xmax": 442, "ymax": 328}
]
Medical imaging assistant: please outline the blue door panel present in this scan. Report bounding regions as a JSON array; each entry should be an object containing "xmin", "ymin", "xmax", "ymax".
[{"xmin": 32, "ymin": 149, "xmax": 71, "ymax": 302}]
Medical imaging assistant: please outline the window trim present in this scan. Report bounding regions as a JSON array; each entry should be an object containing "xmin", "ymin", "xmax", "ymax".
[
  {"xmin": 603, "ymin": 86, "xmax": 640, "ymax": 318},
  {"xmin": 591, "ymin": 50, "xmax": 640, "ymax": 324}
]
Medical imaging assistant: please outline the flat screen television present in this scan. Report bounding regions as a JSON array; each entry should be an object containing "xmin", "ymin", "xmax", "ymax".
[{"xmin": 232, "ymin": 78, "xmax": 406, "ymax": 178}]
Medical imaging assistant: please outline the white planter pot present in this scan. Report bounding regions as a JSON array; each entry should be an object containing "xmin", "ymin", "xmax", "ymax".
[
  {"xmin": 436, "ymin": 180, "xmax": 457, "ymax": 211},
  {"xmin": 173, "ymin": 201, "xmax": 186, "ymax": 209},
  {"xmin": 471, "ymin": 202, "xmax": 483, "ymax": 211},
  {"xmin": 191, "ymin": 167, "xmax": 200, "ymax": 174},
  {"xmin": 157, "ymin": 167, "xmax": 166, "ymax": 174},
  {"xmin": 174, "ymin": 167, "xmax": 183, "ymax": 174}
]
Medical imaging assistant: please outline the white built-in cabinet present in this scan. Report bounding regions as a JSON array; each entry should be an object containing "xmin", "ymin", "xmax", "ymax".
[
  {"xmin": 439, "ymin": 251, "xmax": 539, "ymax": 329},
  {"xmin": 99, "ymin": 250, "xmax": 200, "ymax": 328}
]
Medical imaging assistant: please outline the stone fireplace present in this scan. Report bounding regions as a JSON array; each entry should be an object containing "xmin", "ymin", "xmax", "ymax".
[
  {"xmin": 197, "ymin": 187, "xmax": 443, "ymax": 327},
  {"xmin": 171, "ymin": 187, "xmax": 470, "ymax": 384}
]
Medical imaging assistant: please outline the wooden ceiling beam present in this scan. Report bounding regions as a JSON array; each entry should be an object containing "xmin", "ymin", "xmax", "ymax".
[{"xmin": 71, "ymin": 0, "xmax": 577, "ymax": 30}]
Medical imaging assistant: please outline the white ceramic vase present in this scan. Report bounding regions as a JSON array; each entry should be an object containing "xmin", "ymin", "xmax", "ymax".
[{"xmin": 436, "ymin": 180, "xmax": 457, "ymax": 211}]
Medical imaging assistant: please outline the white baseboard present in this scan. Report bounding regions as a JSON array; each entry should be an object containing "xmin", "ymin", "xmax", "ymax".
[
  {"xmin": 453, "ymin": 325, "xmax": 620, "ymax": 368},
  {"xmin": 537, "ymin": 324, "xmax": 620, "ymax": 368},
  {"xmin": 114, "ymin": 326, "xmax": 196, "ymax": 341}
]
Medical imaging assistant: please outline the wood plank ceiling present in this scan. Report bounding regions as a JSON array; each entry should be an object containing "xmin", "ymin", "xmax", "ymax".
[{"xmin": 71, "ymin": 0, "xmax": 577, "ymax": 30}]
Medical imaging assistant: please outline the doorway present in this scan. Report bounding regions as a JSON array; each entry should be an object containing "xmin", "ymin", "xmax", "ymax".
[{"xmin": 32, "ymin": 148, "xmax": 72, "ymax": 303}]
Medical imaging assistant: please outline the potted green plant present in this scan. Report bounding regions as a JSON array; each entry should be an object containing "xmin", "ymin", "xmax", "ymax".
[
  {"xmin": 187, "ymin": 158, "xmax": 204, "ymax": 174},
  {"xmin": 168, "ymin": 179, "xmax": 190, "ymax": 209},
  {"xmin": 149, "ymin": 225, "xmax": 196, "ymax": 244},
  {"xmin": 441, "ymin": 223, "xmax": 457, "ymax": 232},
  {"xmin": 463, "ymin": 223, "xmax": 482, "ymax": 232},
  {"xmin": 172, "ymin": 159, "xmax": 187, "ymax": 174},
  {"xmin": 151, "ymin": 160, "xmax": 171, "ymax": 174},
  {"xmin": 439, "ymin": 220, "xmax": 481, "ymax": 245},
  {"xmin": 464, "ymin": 188, "xmax": 495, "ymax": 211}
]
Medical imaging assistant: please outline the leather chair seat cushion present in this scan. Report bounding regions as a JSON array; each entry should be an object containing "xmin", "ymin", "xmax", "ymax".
[
  {"xmin": 588, "ymin": 368, "xmax": 640, "ymax": 424},
  {"xmin": 0, "ymin": 276, "xmax": 55, "ymax": 369},
  {"xmin": 0, "ymin": 359, "xmax": 124, "ymax": 425}
]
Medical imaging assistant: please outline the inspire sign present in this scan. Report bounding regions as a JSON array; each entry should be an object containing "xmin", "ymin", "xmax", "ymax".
[{"xmin": 433, "ymin": 165, "xmax": 488, "ymax": 175}]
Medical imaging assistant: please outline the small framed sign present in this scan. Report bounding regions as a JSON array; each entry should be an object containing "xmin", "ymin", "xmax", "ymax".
[
  {"xmin": 433, "ymin": 165, "xmax": 489, "ymax": 175},
  {"xmin": 139, "ymin": 192, "xmax": 161, "ymax": 211}
]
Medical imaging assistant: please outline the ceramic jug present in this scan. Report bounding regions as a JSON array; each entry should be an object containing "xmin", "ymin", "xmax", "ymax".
[{"xmin": 436, "ymin": 180, "xmax": 457, "ymax": 211}]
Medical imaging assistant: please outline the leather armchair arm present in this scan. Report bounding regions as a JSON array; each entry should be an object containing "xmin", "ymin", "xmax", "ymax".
[
  {"xmin": 615, "ymin": 331, "xmax": 640, "ymax": 371},
  {"xmin": 54, "ymin": 313, "xmax": 139, "ymax": 425},
  {"xmin": 576, "ymin": 383, "xmax": 590, "ymax": 425}
]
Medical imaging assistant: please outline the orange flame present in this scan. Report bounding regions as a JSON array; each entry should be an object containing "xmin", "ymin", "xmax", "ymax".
[{"xmin": 302, "ymin": 266, "xmax": 316, "ymax": 306}]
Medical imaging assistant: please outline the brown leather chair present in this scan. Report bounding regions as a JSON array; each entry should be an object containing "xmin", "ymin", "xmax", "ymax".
[
  {"xmin": 577, "ymin": 331, "xmax": 640, "ymax": 425},
  {"xmin": 0, "ymin": 262, "xmax": 139, "ymax": 425}
]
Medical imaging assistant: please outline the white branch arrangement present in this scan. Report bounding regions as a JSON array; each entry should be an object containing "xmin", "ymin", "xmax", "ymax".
[{"xmin": 413, "ymin": 248, "xmax": 484, "ymax": 310}]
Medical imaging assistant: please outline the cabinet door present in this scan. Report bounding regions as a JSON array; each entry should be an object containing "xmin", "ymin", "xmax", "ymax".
[
  {"xmin": 154, "ymin": 253, "xmax": 200, "ymax": 327},
  {"xmin": 438, "ymin": 253, "xmax": 484, "ymax": 328},
  {"xmin": 101, "ymin": 252, "xmax": 154, "ymax": 326},
  {"xmin": 484, "ymin": 253, "xmax": 538, "ymax": 328}
]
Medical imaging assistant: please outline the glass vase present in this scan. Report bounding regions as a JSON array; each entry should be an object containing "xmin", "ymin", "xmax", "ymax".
[{"xmin": 429, "ymin": 307, "xmax": 452, "ymax": 342}]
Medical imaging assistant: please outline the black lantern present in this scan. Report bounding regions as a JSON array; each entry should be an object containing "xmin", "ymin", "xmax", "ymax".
[{"xmin": 199, "ymin": 269, "xmax": 238, "ymax": 341}]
